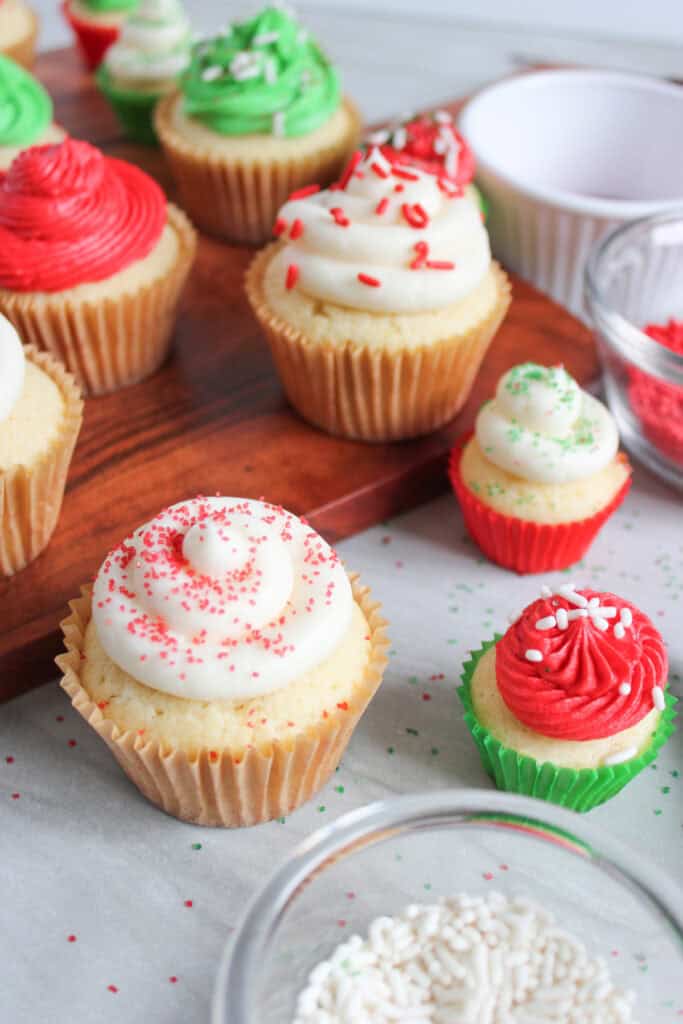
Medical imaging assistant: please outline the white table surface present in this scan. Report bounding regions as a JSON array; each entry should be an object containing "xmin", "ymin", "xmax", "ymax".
[{"xmin": 2, "ymin": 8, "xmax": 682, "ymax": 1023}]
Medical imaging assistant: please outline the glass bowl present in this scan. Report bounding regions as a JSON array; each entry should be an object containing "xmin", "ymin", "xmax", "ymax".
[
  {"xmin": 585, "ymin": 208, "xmax": 683, "ymax": 491},
  {"xmin": 213, "ymin": 791, "xmax": 683, "ymax": 1024}
]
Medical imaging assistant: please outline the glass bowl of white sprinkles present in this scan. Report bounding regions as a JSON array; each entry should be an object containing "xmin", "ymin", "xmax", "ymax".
[{"xmin": 213, "ymin": 791, "xmax": 683, "ymax": 1024}]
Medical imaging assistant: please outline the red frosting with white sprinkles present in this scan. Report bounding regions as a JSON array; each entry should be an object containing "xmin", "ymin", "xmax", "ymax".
[
  {"xmin": 496, "ymin": 585, "xmax": 668, "ymax": 741},
  {"xmin": 366, "ymin": 110, "xmax": 475, "ymax": 187},
  {"xmin": 0, "ymin": 139, "xmax": 166, "ymax": 292}
]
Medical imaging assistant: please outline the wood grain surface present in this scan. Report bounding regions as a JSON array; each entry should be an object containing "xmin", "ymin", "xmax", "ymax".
[{"xmin": 0, "ymin": 46, "xmax": 599, "ymax": 700}]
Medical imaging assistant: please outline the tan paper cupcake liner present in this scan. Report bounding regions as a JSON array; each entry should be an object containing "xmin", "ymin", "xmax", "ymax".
[
  {"xmin": 155, "ymin": 94, "xmax": 362, "ymax": 245},
  {"xmin": 1, "ymin": 346, "xmax": 83, "ymax": 576},
  {"xmin": 0, "ymin": 205, "xmax": 197, "ymax": 396},
  {"xmin": 246, "ymin": 246, "xmax": 512, "ymax": 441},
  {"xmin": 57, "ymin": 574, "xmax": 389, "ymax": 828},
  {"xmin": 1, "ymin": 7, "xmax": 38, "ymax": 69}
]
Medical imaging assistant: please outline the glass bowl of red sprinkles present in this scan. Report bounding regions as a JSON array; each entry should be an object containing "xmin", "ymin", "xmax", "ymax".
[
  {"xmin": 213, "ymin": 791, "xmax": 683, "ymax": 1024},
  {"xmin": 586, "ymin": 208, "xmax": 683, "ymax": 491}
]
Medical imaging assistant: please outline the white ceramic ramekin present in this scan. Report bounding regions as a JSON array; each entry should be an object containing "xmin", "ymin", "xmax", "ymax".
[{"xmin": 459, "ymin": 70, "xmax": 683, "ymax": 317}]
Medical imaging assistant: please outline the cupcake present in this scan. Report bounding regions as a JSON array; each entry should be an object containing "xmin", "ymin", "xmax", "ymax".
[
  {"xmin": 0, "ymin": 314, "xmax": 82, "ymax": 575},
  {"xmin": 0, "ymin": 55, "xmax": 66, "ymax": 172},
  {"xmin": 459, "ymin": 583, "xmax": 676, "ymax": 812},
  {"xmin": 246, "ymin": 146, "xmax": 510, "ymax": 441},
  {"xmin": 628, "ymin": 318, "xmax": 683, "ymax": 467},
  {"xmin": 57, "ymin": 496, "xmax": 389, "ymax": 827},
  {"xmin": 97, "ymin": 0, "xmax": 191, "ymax": 146},
  {"xmin": 62, "ymin": 0, "xmax": 135, "ymax": 71},
  {"xmin": 155, "ymin": 5, "xmax": 361, "ymax": 244},
  {"xmin": 0, "ymin": 0, "xmax": 38, "ymax": 69},
  {"xmin": 0, "ymin": 138, "xmax": 196, "ymax": 395},
  {"xmin": 450, "ymin": 363, "xmax": 632, "ymax": 573}
]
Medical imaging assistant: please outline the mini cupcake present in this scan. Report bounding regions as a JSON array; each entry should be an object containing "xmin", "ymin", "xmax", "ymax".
[
  {"xmin": 0, "ymin": 0, "xmax": 38, "ymax": 69},
  {"xmin": 0, "ymin": 314, "xmax": 82, "ymax": 575},
  {"xmin": 62, "ymin": 0, "xmax": 135, "ymax": 71},
  {"xmin": 97, "ymin": 0, "xmax": 191, "ymax": 145},
  {"xmin": 628, "ymin": 318, "xmax": 683, "ymax": 467},
  {"xmin": 0, "ymin": 138, "xmax": 196, "ymax": 395},
  {"xmin": 246, "ymin": 146, "xmax": 510, "ymax": 441},
  {"xmin": 0, "ymin": 55, "xmax": 66, "ymax": 172},
  {"xmin": 155, "ymin": 5, "xmax": 361, "ymax": 244},
  {"xmin": 459, "ymin": 583, "xmax": 676, "ymax": 812},
  {"xmin": 450, "ymin": 363, "xmax": 631, "ymax": 572},
  {"xmin": 57, "ymin": 496, "xmax": 388, "ymax": 827}
]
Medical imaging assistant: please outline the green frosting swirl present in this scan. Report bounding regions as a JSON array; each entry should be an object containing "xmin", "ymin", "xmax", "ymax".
[
  {"xmin": 182, "ymin": 6, "xmax": 341, "ymax": 138},
  {"xmin": 81, "ymin": 0, "xmax": 138, "ymax": 13},
  {"xmin": 0, "ymin": 56, "xmax": 52, "ymax": 147}
]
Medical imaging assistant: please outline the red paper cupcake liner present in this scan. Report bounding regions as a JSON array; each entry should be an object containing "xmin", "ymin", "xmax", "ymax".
[
  {"xmin": 448, "ymin": 435, "xmax": 632, "ymax": 574},
  {"xmin": 62, "ymin": 0, "xmax": 120, "ymax": 70}
]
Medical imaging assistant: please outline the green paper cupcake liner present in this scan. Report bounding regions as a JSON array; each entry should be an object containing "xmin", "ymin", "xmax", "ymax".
[
  {"xmin": 458, "ymin": 636, "xmax": 677, "ymax": 813},
  {"xmin": 96, "ymin": 65, "xmax": 162, "ymax": 145}
]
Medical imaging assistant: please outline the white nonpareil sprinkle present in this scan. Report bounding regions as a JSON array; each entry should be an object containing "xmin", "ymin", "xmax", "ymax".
[
  {"xmin": 367, "ymin": 129, "xmax": 390, "ymax": 146},
  {"xmin": 619, "ymin": 682, "xmax": 632, "ymax": 696},
  {"xmin": 272, "ymin": 111, "xmax": 286, "ymax": 137},
  {"xmin": 556, "ymin": 607, "xmax": 569, "ymax": 630},
  {"xmin": 434, "ymin": 108, "xmax": 452, "ymax": 123},
  {"xmin": 292, "ymin": 893, "xmax": 638, "ymax": 1024},
  {"xmin": 392, "ymin": 127, "xmax": 407, "ymax": 150},
  {"xmin": 535, "ymin": 615, "xmax": 556, "ymax": 631},
  {"xmin": 252, "ymin": 30, "xmax": 280, "ymax": 45},
  {"xmin": 614, "ymin": 623, "xmax": 626, "ymax": 640},
  {"xmin": 524, "ymin": 649, "xmax": 543, "ymax": 663},
  {"xmin": 652, "ymin": 685, "xmax": 666, "ymax": 711},
  {"xmin": 264, "ymin": 57, "xmax": 278, "ymax": 84},
  {"xmin": 567, "ymin": 608, "xmax": 588, "ymax": 621},
  {"xmin": 558, "ymin": 584, "xmax": 588, "ymax": 609},
  {"xmin": 201, "ymin": 65, "xmax": 223, "ymax": 82},
  {"xmin": 603, "ymin": 746, "xmax": 638, "ymax": 766},
  {"xmin": 620, "ymin": 607, "xmax": 633, "ymax": 627},
  {"xmin": 540, "ymin": 585, "xmax": 553, "ymax": 598}
]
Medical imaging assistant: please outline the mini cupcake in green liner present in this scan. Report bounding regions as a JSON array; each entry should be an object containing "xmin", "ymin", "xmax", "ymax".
[
  {"xmin": 458, "ymin": 585, "xmax": 677, "ymax": 813},
  {"xmin": 96, "ymin": 0, "xmax": 191, "ymax": 145}
]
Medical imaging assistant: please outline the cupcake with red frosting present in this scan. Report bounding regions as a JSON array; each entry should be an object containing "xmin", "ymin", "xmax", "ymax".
[
  {"xmin": 628, "ymin": 319, "xmax": 683, "ymax": 467},
  {"xmin": 0, "ymin": 138, "xmax": 196, "ymax": 394},
  {"xmin": 459, "ymin": 582, "xmax": 676, "ymax": 811},
  {"xmin": 62, "ymin": 0, "xmax": 135, "ymax": 71}
]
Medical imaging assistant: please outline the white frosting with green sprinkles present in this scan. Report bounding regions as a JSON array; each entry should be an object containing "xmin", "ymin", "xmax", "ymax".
[{"xmin": 476, "ymin": 363, "xmax": 619, "ymax": 484}]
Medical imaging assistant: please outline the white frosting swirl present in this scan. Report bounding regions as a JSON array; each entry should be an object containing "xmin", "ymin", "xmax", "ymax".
[
  {"xmin": 475, "ymin": 363, "xmax": 619, "ymax": 484},
  {"xmin": 273, "ymin": 148, "xmax": 491, "ymax": 313},
  {"xmin": 0, "ymin": 314, "xmax": 25, "ymax": 423},
  {"xmin": 92, "ymin": 497, "xmax": 353, "ymax": 701},
  {"xmin": 105, "ymin": 0, "xmax": 191, "ymax": 81}
]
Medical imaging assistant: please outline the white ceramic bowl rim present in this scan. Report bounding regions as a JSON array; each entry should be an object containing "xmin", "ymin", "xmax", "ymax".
[
  {"xmin": 459, "ymin": 69, "xmax": 683, "ymax": 218},
  {"xmin": 213, "ymin": 789, "xmax": 683, "ymax": 1024}
]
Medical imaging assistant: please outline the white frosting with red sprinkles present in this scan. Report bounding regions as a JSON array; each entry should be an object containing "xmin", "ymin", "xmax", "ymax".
[
  {"xmin": 92, "ymin": 497, "xmax": 353, "ymax": 701},
  {"xmin": 271, "ymin": 147, "xmax": 490, "ymax": 313}
]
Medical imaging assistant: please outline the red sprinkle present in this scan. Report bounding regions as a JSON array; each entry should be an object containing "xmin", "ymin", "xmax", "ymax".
[
  {"xmin": 336, "ymin": 701, "xmax": 349, "ymax": 711},
  {"xmin": 273, "ymin": 216, "xmax": 288, "ymax": 237},
  {"xmin": 209, "ymin": 751, "xmax": 219, "ymax": 763},
  {"xmin": 184, "ymin": 900, "xmax": 193, "ymax": 908},
  {"xmin": 289, "ymin": 218, "xmax": 304, "ymax": 240},
  {"xmin": 67, "ymin": 739, "xmax": 77, "ymax": 748},
  {"xmin": 338, "ymin": 150, "xmax": 363, "ymax": 190},
  {"xmin": 394, "ymin": 184, "xmax": 405, "ymax": 193},
  {"xmin": 107, "ymin": 985, "xmax": 118, "ymax": 994},
  {"xmin": 169, "ymin": 976, "xmax": 178, "ymax": 984},
  {"xmin": 392, "ymin": 166, "xmax": 420, "ymax": 181},
  {"xmin": 371, "ymin": 161, "xmax": 390, "ymax": 179},
  {"xmin": 5, "ymin": 756, "xmax": 14, "ymax": 764},
  {"xmin": 437, "ymin": 177, "xmax": 464, "ymax": 198},
  {"xmin": 11, "ymin": 792, "xmax": 20, "ymax": 800},
  {"xmin": 285, "ymin": 263, "xmax": 299, "ymax": 290},
  {"xmin": 410, "ymin": 241, "xmax": 429, "ymax": 269},
  {"xmin": 357, "ymin": 272, "xmax": 381, "ymax": 288},
  {"xmin": 426, "ymin": 259, "xmax": 455, "ymax": 270},
  {"xmin": 375, "ymin": 197, "xmax": 389, "ymax": 216},
  {"xmin": 402, "ymin": 202, "xmax": 429, "ymax": 229},
  {"xmin": 67, "ymin": 935, "xmax": 77, "ymax": 943},
  {"xmin": 330, "ymin": 206, "xmax": 350, "ymax": 227},
  {"xmin": 288, "ymin": 184, "xmax": 320, "ymax": 201}
]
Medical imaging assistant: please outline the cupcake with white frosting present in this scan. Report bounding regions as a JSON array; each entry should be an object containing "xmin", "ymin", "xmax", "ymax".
[
  {"xmin": 58, "ymin": 496, "xmax": 388, "ymax": 827},
  {"xmin": 449, "ymin": 362, "xmax": 631, "ymax": 573},
  {"xmin": 97, "ymin": 0, "xmax": 191, "ymax": 145},
  {"xmin": 246, "ymin": 146, "xmax": 510, "ymax": 441},
  {"xmin": 459, "ymin": 583, "xmax": 676, "ymax": 811},
  {"xmin": 0, "ymin": 314, "xmax": 82, "ymax": 575}
]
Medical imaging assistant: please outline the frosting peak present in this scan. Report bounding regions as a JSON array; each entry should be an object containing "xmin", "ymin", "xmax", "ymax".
[
  {"xmin": 182, "ymin": 6, "xmax": 341, "ymax": 138},
  {"xmin": 497, "ymin": 585, "xmax": 668, "ymax": 740},
  {"xmin": 366, "ymin": 110, "xmax": 475, "ymax": 187},
  {"xmin": 476, "ymin": 362, "xmax": 619, "ymax": 484},
  {"xmin": 92, "ymin": 497, "xmax": 353, "ymax": 701},
  {"xmin": 0, "ymin": 313, "xmax": 25, "ymax": 422},
  {"xmin": 272, "ymin": 146, "xmax": 490, "ymax": 314},
  {"xmin": 0, "ymin": 55, "xmax": 52, "ymax": 148},
  {"xmin": 0, "ymin": 139, "xmax": 167, "ymax": 292}
]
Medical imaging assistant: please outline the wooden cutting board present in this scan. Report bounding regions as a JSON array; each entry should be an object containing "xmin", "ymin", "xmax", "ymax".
[{"xmin": 0, "ymin": 47, "xmax": 598, "ymax": 700}]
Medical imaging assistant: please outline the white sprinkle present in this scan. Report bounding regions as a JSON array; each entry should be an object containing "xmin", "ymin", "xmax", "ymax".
[
  {"xmin": 392, "ymin": 127, "xmax": 407, "ymax": 150},
  {"xmin": 614, "ymin": 622, "xmax": 626, "ymax": 639},
  {"xmin": 264, "ymin": 57, "xmax": 278, "ymax": 84},
  {"xmin": 297, "ymin": 28, "xmax": 308, "ymax": 43},
  {"xmin": 567, "ymin": 608, "xmax": 588, "ymax": 621},
  {"xmin": 434, "ymin": 109, "xmax": 452, "ymax": 123},
  {"xmin": 588, "ymin": 596, "xmax": 600, "ymax": 608},
  {"xmin": 535, "ymin": 616, "xmax": 556, "ymax": 631},
  {"xmin": 272, "ymin": 111, "xmax": 285, "ymax": 137},
  {"xmin": 201, "ymin": 65, "xmax": 223, "ymax": 81},
  {"xmin": 593, "ymin": 615, "xmax": 609, "ymax": 631},
  {"xmin": 559, "ymin": 585, "xmax": 588, "ymax": 608},
  {"xmin": 433, "ymin": 137, "xmax": 447, "ymax": 154},
  {"xmin": 540, "ymin": 585, "xmax": 553, "ymax": 598},
  {"xmin": 619, "ymin": 683, "xmax": 631, "ymax": 696},
  {"xmin": 445, "ymin": 145, "xmax": 458, "ymax": 178},
  {"xmin": 253, "ymin": 30, "xmax": 279, "ymax": 45},
  {"xmin": 556, "ymin": 607, "xmax": 568, "ymax": 630},
  {"xmin": 525, "ymin": 649, "xmax": 543, "ymax": 663},
  {"xmin": 367, "ymin": 129, "xmax": 389, "ymax": 146},
  {"xmin": 603, "ymin": 746, "xmax": 638, "ymax": 766},
  {"xmin": 620, "ymin": 607, "xmax": 633, "ymax": 627},
  {"xmin": 652, "ymin": 686, "xmax": 666, "ymax": 711},
  {"xmin": 232, "ymin": 64, "xmax": 261, "ymax": 81}
]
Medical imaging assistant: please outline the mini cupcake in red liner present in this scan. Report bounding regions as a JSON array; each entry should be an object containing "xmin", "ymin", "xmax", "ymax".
[
  {"xmin": 62, "ymin": 0, "xmax": 132, "ymax": 71},
  {"xmin": 628, "ymin": 318, "xmax": 683, "ymax": 467},
  {"xmin": 449, "ymin": 362, "xmax": 631, "ymax": 573},
  {"xmin": 458, "ymin": 584, "xmax": 676, "ymax": 812}
]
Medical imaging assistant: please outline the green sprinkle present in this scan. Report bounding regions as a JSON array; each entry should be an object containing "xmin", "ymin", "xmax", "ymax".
[
  {"xmin": 191, "ymin": 842, "xmax": 202, "ymax": 851},
  {"xmin": 387, "ymin": 746, "xmax": 395, "ymax": 754},
  {"xmin": 406, "ymin": 727, "xmax": 419, "ymax": 736},
  {"xmin": 335, "ymin": 785, "xmax": 345, "ymax": 794}
]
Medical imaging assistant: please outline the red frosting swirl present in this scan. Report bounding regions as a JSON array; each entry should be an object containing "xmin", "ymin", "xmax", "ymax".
[
  {"xmin": 0, "ymin": 139, "xmax": 167, "ymax": 292},
  {"xmin": 380, "ymin": 115, "xmax": 475, "ymax": 187},
  {"xmin": 496, "ymin": 589, "xmax": 667, "ymax": 740}
]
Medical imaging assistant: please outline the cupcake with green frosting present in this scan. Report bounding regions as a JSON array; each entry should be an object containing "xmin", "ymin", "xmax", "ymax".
[
  {"xmin": 62, "ymin": 0, "xmax": 138, "ymax": 71},
  {"xmin": 155, "ymin": 4, "xmax": 361, "ymax": 243},
  {"xmin": 97, "ymin": 0, "xmax": 191, "ymax": 145},
  {"xmin": 0, "ymin": 55, "xmax": 65, "ymax": 170}
]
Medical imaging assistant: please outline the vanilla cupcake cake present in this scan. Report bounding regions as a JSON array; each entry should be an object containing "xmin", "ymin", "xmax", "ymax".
[
  {"xmin": 58, "ymin": 496, "xmax": 388, "ymax": 827},
  {"xmin": 247, "ymin": 146, "xmax": 510, "ymax": 441}
]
